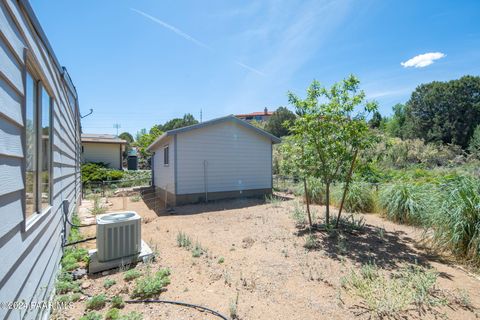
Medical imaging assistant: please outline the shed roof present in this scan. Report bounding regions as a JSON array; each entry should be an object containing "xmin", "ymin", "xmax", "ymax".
[
  {"xmin": 147, "ymin": 115, "xmax": 281, "ymax": 151},
  {"xmin": 81, "ymin": 133, "xmax": 127, "ymax": 144}
]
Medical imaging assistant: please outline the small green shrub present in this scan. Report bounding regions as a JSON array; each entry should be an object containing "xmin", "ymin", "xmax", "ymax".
[
  {"xmin": 85, "ymin": 294, "xmax": 107, "ymax": 310},
  {"xmin": 111, "ymin": 295, "xmax": 125, "ymax": 309},
  {"xmin": 229, "ymin": 292, "xmax": 239, "ymax": 319},
  {"xmin": 191, "ymin": 242, "xmax": 204, "ymax": 258},
  {"xmin": 79, "ymin": 312, "xmax": 102, "ymax": 320},
  {"xmin": 90, "ymin": 195, "xmax": 106, "ymax": 215},
  {"xmin": 291, "ymin": 201, "xmax": 307, "ymax": 226},
  {"xmin": 55, "ymin": 280, "xmax": 79, "ymax": 294},
  {"xmin": 103, "ymin": 278, "xmax": 116, "ymax": 289},
  {"xmin": 61, "ymin": 255, "xmax": 79, "ymax": 271},
  {"xmin": 131, "ymin": 268, "xmax": 171, "ymax": 299},
  {"xmin": 265, "ymin": 194, "xmax": 281, "ymax": 207},
  {"xmin": 218, "ymin": 257, "xmax": 225, "ymax": 264},
  {"xmin": 123, "ymin": 269, "xmax": 142, "ymax": 281},
  {"xmin": 176, "ymin": 231, "xmax": 192, "ymax": 248},
  {"xmin": 304, "ymin": 233, "xmax": 318, "ymax": 250},
  {"xmin": 105, "ymin": 308, "xmax": 121, "ymax": 320}
]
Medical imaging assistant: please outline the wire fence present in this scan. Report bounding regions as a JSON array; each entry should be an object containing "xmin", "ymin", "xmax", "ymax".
[{"xmin": 81, "ymin": 177, "xmax": 169, "ymax": 214}]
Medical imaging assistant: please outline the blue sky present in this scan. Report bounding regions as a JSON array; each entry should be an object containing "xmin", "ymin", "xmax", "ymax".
[{"xmin": 31, "ymin": 0, "xmax": 480, "ymax": 135}]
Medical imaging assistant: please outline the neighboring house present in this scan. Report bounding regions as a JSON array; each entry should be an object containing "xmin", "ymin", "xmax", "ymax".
[
  {"xmin": 0, "ymin": 1, "xmax": 81, "ymax": 319},
  {"xmin": 81, "ymin": 134, "xmax": 126, "ymax": 170},
  {"xmin": 147, "ymin": 115, "xmax": 281, "ymax": 206},
  {"xmin": 235, "ymin": 107, "xmax": 273, "ymax": 122}
]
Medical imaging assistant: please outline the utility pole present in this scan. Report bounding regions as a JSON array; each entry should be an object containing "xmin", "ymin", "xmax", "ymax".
[
  {"xmin": 113, "ymin": 123, "xmax": 121, "ymax": 136},
  {"xmin": 200, "ymin": 109, "xmax": 203, "ymax": 123}
]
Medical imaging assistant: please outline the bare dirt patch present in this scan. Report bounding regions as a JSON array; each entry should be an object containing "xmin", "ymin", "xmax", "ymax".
[{"xmin": 54, "ymin": 196, "xmax": 480, "ymax": 320}]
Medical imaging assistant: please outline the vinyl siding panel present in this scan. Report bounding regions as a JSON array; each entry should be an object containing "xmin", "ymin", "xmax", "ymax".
[
  {"xmin": 176, "ymin": 121, "xmax": 272, "ymax": 195},
  {"xmin": 0, "ymin": 74, "xmax": 23, "ymax": 126},
  {"xmin": 0, "ymin": 1, "xmax": 81, "ymax": 319},
  {"xmin": 152, "ymin": 135, "xmax": 175, "ymax": 193},
  {"xmin": 82, "ymin": 142, "xmax": 122, "ymax": 169}
]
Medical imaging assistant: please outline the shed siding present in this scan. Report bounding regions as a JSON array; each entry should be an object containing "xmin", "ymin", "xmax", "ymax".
[
  {"xmin": 176, "ymin": 121, "xmax": 272, "ymax": 195},
  {"xmin": 0, "ymin": 1, "xmax": 81, "ymax": 319},
  {"xmin": 152, "ymin": 135, "xmax": 175, "ymax": 193},
  {"xmin": 82, "ymin": 142, "xmax": 122, "ymax": 169}
]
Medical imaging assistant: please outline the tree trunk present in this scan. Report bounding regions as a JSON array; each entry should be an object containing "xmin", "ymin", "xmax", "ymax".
[
  {"xmin": 325, "ymin": 182, "xmax": 330, "ymax": 224},
  {"xmin": 335, "ymin": 149, "xmax": 359, "ymax": 228},
  {"xmin": 303, "ymin": 178, "xmax": 312, "ymax": 227}
]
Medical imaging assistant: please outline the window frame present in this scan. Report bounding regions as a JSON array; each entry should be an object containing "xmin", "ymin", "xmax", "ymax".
[
  {"xmin": 163, "ymin": 145, "xmax": 169, "ymax": 166},
  {"xmin": 22, "ymin": 49, "xmax": 54, "ymax": 231}
]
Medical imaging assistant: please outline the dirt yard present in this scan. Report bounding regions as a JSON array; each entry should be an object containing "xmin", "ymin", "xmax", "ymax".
[{"xmin": 55, "ymin": 195, "xmax": 480, "ymax": 320}]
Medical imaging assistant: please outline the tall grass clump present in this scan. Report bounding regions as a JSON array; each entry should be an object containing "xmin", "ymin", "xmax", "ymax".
[
  {"xmin": 333, "ymin": 182, "xmax": 376, "ymax": 213},
  {"xmin": 429, "ymin": 176, "xmax": 480, "ymax": 265},
  {"xmin": 379, "ymin": 182, "xmax": 433, "ymax": 225}
]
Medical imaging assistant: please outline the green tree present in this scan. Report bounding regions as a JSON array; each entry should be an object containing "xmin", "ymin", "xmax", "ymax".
[
  {"xmin": 265, "ymin": 107, "xmax": 296, "ymax": 137},
  {"xmin": 119, "ymin": 132, "xmax": 134, "ymax": 158},
  {"xmin": 368, "ymin": 111, "xmax": 382, "ymax": 129},
  {"xmin": 161, "ymin": 113, "xmax": 198, "ymax": 131},
  {"xmin": 405, "ymin": 75, "xmax": 480, "ymax": 148},
  {"xmin": 119, "ymin": 132, "xmax": 134, "ymax": 143},
  {"xmin": 385, "ymin": 103, "xmax": 408, "ymax": 138},
  {"xmin": 280, "ymin": 135, "xmax": 316, "ymax": 227},
  {"xmin": 288, "ymin": 75, "xmax": 377, "ymax": 225},
  {"xmin": 468, "ymin": 124, "xmax": 480, "ymax": 157}
]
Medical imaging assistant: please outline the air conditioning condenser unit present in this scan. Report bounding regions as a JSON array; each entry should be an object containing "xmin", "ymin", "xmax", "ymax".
[{"xmin": 96, "ymin": 211, "xmax": 142, "ymax": 262}]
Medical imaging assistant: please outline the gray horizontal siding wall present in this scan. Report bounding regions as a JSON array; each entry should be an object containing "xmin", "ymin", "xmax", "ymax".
[
  {"xmin": 176, "ymin": 121, "xmax": 273, "ymax": 195},
  {"xmin": 0, "ymin": 1, "xmax": 81, "ymax": 319}
]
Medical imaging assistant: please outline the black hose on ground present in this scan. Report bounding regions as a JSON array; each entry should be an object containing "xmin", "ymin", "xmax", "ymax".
[
  {"xmin": 62, "ymin": 236, "xmax": 97, "ymax": 247},
  {"xmin": 79, "ymin": 288, "xmax": 228, "ymax": 320},
  {"xmin": 125, "ymin": 299, "xmax": 229, "ymax": 320}
]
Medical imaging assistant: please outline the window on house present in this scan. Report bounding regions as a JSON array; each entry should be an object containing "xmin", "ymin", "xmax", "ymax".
[
  {"xmin": 164, "ymin": 145, "xmax": 169, "ymax": 166},
  {"xmin": 25, "ymin": 72, "xmax": 37, "ymax": 218},
  {"xmin": 40, "ymin": 86, "xmax": 52, "ymax": 210},
  {"xmin": 25, "ymin": 71, "xmax": 52, "ymax": 220}
]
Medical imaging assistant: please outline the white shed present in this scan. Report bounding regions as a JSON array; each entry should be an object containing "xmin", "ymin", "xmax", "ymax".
[
  {"xmin": 147, "ymin": 115, "xmax": 281, "ymax": 206},
  {"xmin": 81, "ymin": 134, "xmax": 126, "ymax": 169}
]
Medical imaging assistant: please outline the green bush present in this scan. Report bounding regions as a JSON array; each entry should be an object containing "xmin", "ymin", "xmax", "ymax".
[
  {"xmin": 379, "ymin": 183, "xmax": 433, "ymax": 225},
  {"xmin": 105, "ymin": 308, "xmax": 121, "ymax": 320},
  {"xmin": 131, "ymin": 268, "xmax": 171, "ymax": 299},
  {"xmin": 111, "ymin": 295, "xmax": 125, "ymax": 309},
  {"xmin": 81, "ymin": 162, "xmax": 124, "ymax": 183},
  {"xmin": 294, "ymin": 177, "xmax": 325, "ymax": 204},
  {"xmin": 55, "ymin": 280, "xmax": 79, "ymax": 294},
  {"xmin": 85, "ymin": 294, "xmax": 107, "ymax": 310},
  {"xmin": 103, "ymin": 278, "xmax": 116, "ymax": 289},
  {"xmin": 429, "ymin": 176, "xmax": 480, "ymax": 264},
  {"xmin": 469, "ymin": 125, "xmax": 480, "ymax": 158},
  {"xmin": 123, "ymin": 269, "xmax": 142, "ymax": 281},
  {"xmin": 333, "ymin": 182, "xmax": 376, "ymax": 213}
]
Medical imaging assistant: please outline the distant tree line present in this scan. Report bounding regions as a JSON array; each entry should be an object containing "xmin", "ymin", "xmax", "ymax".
[{"xmin": 371, "ymin": 75, "xmax": 480, "ymax": 152}]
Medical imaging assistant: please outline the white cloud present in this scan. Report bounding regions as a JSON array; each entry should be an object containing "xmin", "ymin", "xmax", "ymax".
[{"xmin": 401, "ymin": 52, "xmax": 446, "ymax": 68}]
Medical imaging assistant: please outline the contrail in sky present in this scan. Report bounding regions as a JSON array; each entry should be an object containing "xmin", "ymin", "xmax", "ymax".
[{"xmin": 131, "ymin": 8, "xmax": 265, "ymax": 76}]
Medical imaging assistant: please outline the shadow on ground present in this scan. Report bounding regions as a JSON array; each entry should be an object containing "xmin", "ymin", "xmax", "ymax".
[
  {"xmin": 296, "ymin": 222, "xmax": 451, "ymax": 277},
  {"xmin": 139, "ymin": 187, "xmax": 285, "ymax": 217}
]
